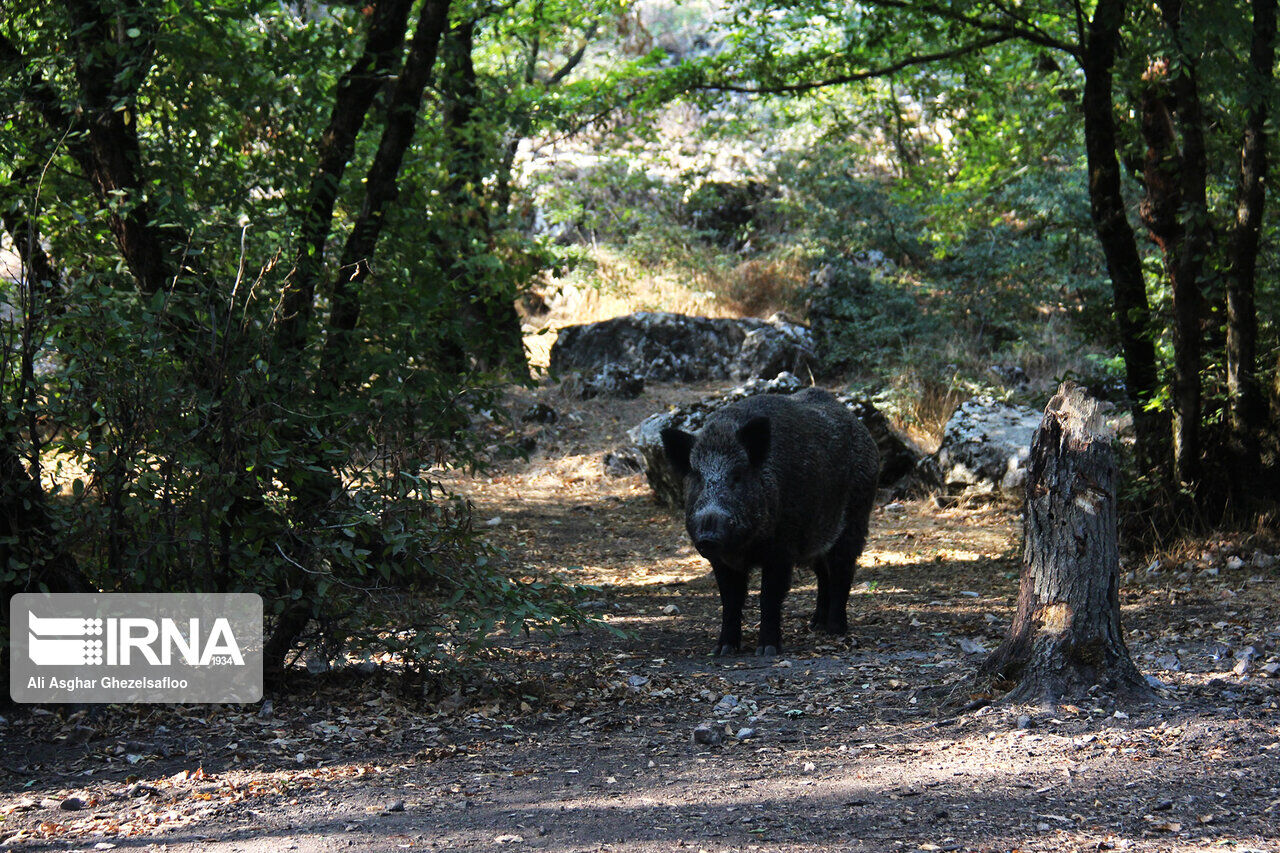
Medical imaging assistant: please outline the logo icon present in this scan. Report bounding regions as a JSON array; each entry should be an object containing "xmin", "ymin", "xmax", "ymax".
[{"xmin": 28, "ymin": 614, "xmax": 105, "ymax": 666}]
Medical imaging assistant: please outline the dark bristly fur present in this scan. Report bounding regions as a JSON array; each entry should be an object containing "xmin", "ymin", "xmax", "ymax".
[{"xmin": 661, "ymin": 389, "xmax": 879, "ymax": 656}]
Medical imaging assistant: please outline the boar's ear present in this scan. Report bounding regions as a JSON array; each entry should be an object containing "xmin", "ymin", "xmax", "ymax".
[
  {"xmin": 661, "ymin": 428, "xmax": 696, "ymax": 477},
  {"xmin": 737, "ymin": 416, "xmax": 771, "ymax": 467}
]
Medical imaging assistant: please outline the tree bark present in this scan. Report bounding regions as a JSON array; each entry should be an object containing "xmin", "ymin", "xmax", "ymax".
[
  {"xmin": 1078, "ymin": 0, "xmax": 1167, "ymax": 478},
  {"xmin": 1226, "ymin": 0, "xmax": 1276, "ymax": 498},
  {"xmin": 1138, "ymin": 0, "xmax": 1207, "ymax": 487},
  {"xmin": 979, "ymin": 382, "xmax": 1153, "ymax": 705}
]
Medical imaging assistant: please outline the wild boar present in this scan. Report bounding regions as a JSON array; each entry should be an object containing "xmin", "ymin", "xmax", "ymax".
[{"xmin": 661, "ymin": 389, "xmax": 878, "ymax": 655}]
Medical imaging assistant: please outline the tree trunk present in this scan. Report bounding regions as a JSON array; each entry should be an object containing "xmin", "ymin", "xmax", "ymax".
[
  {"xmin": 437, "ymin": 21, "xmax": 528, "ymax": 374},
  {"xmin": 1226, "ymin": 0, "xmax": 1277, "ymax": 500},
  {"xmin": 1079, "ymin": 0, "xmax": 1167, "ymax": 478},
  {"xmin": 275, "ymin": 0, "xmax": 416, "ymax": 358},
  {"xmin": 980, "ymin": 382, "xmax": 1153, "ymax": 705},
  {"xmin": 1139, "ymin": 0, "xmax": 1207, "ymax": 487},
  {"xmin": 321, "ymin": 0, "xmax": 454, "ymax": 385}
]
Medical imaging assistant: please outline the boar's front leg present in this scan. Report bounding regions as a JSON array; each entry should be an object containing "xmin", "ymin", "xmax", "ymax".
[
  {"xmin": 711, "ymin": 562, "xmax": 747, "ymax": 656},
  {"xmin": 757, "ymin": 560, "xmax": 793, "ymax": 656}
]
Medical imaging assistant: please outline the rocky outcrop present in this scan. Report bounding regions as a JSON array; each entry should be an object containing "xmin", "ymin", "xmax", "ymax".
[
  {"xmin": 628, "ymin": 373, "xmax": 927, "ymax": 508},
  {"xmin": 932, "ymin": 397, "xmax": 1042, "ymax": 498},
  {"xmin": 550, "ymin": 312, "xmax": 815, "ymax": 392}
]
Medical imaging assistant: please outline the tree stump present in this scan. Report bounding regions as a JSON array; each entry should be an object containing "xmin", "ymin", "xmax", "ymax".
[{"xmin": 979, "ymin": 382, "xmax": 1153, "ymax": 705}]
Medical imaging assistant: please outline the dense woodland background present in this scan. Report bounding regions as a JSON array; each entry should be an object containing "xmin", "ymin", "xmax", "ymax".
[{"xmin": 3, "ymin": 0, "xmax": 1279, "ymax": 683}]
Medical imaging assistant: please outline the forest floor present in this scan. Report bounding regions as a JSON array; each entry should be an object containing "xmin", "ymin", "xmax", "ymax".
[{"xmin": 3, "ymin": 381, "xmax": 1280, "ymax": 852}]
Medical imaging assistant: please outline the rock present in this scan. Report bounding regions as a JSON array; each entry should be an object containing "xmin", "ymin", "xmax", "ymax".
[
  {"xmin": 384, "ymin": 799, "xmax": 405, "ymax": 813},
  {"xmin": 1016, "ymin": 715, "xmax": 1034, "ymax": 730},
  {"xmin": 1262, "ymin": 662, "xmax": 1280, "ymax": 677},
  {"xmin": 1225, "ymin": 555, "xmax": 1245, "ymax": 571},
  {"xmin": 839, "ymin": 397, "xmax": 934, "ymax": 495},
  {"xmin": 521, "ymin": 403, "xmax": 558, "ymax": 424},
  {"xmin": 712, "ymin": 694, "xmax": 739, "ymax": 715},
  {"xmin": 630, "ymin": 373, "xmax": 927, "ymax": 507},
  {"xmin": 735, "ymin": 727, "xmax": 757, "ymax": 740},
  {"xmin": 661, "ymin": 604, "xmax": 680, "ymax": 615},
  {"xmin": 580, "ymin": 363, "xmax": 645, "ymax": 399},
  {"xmin": 692, "ymin": 723, "xmax": 724, "ymax": 746},
  {"xmin": 60, "ymin": 796, "xmax": 85, "ymax": 811},
  {"xmin": 602, "ymin": 450, "xmax": 643, "ymax": 478},
  {"xmin": 932, "ymin": 396, "xmax": 1043, "ymax": 498},
  {"xmin": 550, "ymin": 311, "xmax": 815, "ymax": 385},
  {"xmin": 627, "ymin": 675, "xmax": 650, "ymax": 688}
]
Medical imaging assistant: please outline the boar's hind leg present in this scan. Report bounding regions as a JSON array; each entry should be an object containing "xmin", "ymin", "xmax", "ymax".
[
  {"xmin": 810, "ymin": 561, "xmax": 833, "ymax": 632},
  {"xmin": 813, "ymin": 522, "xmax": 864, "ymax": 635},
  {"xmin": 757, "ymin": 560, "xmax": 794, "ymax": 656},
  {"xmin": 712, "ymin": 563, "xmax": 747, "ymax": 656}
]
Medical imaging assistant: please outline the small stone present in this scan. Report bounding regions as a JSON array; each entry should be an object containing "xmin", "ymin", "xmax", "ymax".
[
  {"xmin": 735, "ymin": 727, "xmax": 757, "ymax": 740},
  {"xmin": 1234, "ymin": 647, "xmax": 1258, "ymax": 676},
  {"xmin": 1153, "ymin": 798, "xmax": 1174, "ymax": 811},
  {"xmin": 603, "ymin": 451, "xmax": 643, "ymax": 477},
  {"xmin": 1226, "ymin": 555, "xmax": 1245, "ymax": 571},
  {"xmin": 692, "ymin": 723, "xmax": 724, "ymax": 746},
  {"xmin": 1261, "ymin": 662, "xmax": 1280, "ymax": 677},
  {"xmin": 1016, "ymin": 715, "xmax": 1034, "ymax": 730},
  {"xmin": 713, "ymin": 694, "xmax": 739, "ymax": 714},
  {"xmin": 384, "ymin": 799, "xmax": 405, "ymax": 813},
  {"xmin": 627, "ymin": 675, "xmax": 650, "ymax": 688},
  {"xmin": 60, "ymin": 796, "xmax": 85, "ymax": 811},
  {"xmin": 485, "ymin": 516, "xmax": 503, "ymax": 527},
  {"xmin": 662, "ymin": 604, "xmax": 680, "ymax": 615}
]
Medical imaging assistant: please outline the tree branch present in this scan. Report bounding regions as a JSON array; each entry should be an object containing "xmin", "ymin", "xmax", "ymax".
[
  {"xmin": 693, "ymin": 34, "xmax": 1014, "ymax": 94},
  {"xmin": 871, "ymin": 0, "xmax": 1079, "ymax": 56}
]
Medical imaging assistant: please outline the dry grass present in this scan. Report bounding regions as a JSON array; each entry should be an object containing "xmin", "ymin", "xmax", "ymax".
[{"xmin": 522, "ymin": 246, "xmax": 806, "ymax": 370}]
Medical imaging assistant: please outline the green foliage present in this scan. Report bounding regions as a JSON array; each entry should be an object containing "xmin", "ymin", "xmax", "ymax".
[{"xmin": 0, "ymin": 0, "xmax": 633, "ymax": 677}]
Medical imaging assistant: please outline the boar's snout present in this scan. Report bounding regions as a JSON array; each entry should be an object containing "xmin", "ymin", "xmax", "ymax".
[{"xmin": 690, "ymin": 507, "xmax": 733, "ymax": 558}]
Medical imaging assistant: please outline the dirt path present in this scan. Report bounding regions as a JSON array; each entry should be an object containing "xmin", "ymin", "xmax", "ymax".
[{"xmin": 3, "ymin": 382, "xmax": 1279, "ymax": 852}]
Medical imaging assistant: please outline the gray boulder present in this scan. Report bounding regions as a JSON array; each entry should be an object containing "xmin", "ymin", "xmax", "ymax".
[
  {"xmin": 932, "ymin": 397, "xmax": 1042, "ymax": 497},
  {"xmin": 629, "ymin": 374, "xmax": 926, "ymax": 508},
  {"xmin": 550, "ymin": 311, "xmax": 815, "ymax": 386}
]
